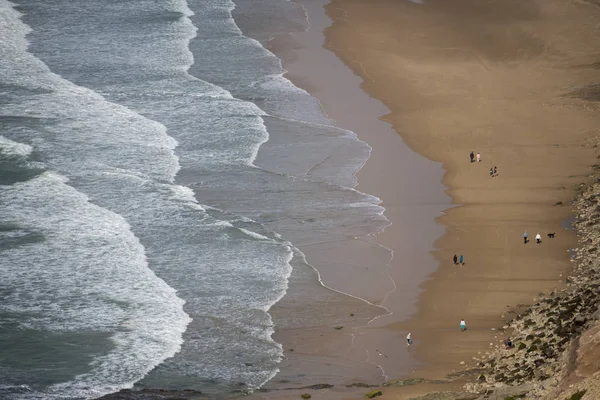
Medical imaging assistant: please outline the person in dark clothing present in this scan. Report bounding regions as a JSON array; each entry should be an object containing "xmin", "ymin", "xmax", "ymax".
[
  {"xmin": 524, "ymin": 231, "xmax": 528, "ymax": 244},
  {"xmin": 453, "ymin": 254, "xmax": 458, "ymax": 265},
  {"xmin": 470, "ymin": 151, "xmax": 475, "ymax": 163}
]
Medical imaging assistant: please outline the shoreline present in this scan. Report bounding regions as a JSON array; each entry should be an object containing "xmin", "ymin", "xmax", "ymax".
[{"xmin": 263, "ymin": 0, "xmax": 451, "ymax": 391}]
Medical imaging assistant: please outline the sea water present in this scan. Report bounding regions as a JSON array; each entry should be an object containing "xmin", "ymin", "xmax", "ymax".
[{"xmin": 0, "ymin": 0, "xmax": 389, "ymax": 398}]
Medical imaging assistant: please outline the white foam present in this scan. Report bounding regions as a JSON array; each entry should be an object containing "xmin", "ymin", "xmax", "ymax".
[
  {"xmin": 0, "ymin": 136, "xmax": 33, "ymax": 157},
  {"xmin": 213, "ymin": 220, "xmax": 235, "ymax": 227},
  {"xmin": 0, "ymin": 172, "xmax": 192, "ymax": 399},
  {"xmin": 169, "ymin": 184, "xmax": 205, "ymax": 210},
  {"xmin": 238, "ymin": 227, "xmax": 274, "ymax": 241}
]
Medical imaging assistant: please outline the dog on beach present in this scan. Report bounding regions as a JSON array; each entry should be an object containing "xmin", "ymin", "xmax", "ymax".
[{"xmin": 547, "ymin": 232, "xmax": 555, "ymax": 238}]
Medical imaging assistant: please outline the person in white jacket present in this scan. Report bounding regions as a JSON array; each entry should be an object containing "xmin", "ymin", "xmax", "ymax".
[{"xmin": 535, "ymin": 233, "xmax": 542, "ymax": 244}]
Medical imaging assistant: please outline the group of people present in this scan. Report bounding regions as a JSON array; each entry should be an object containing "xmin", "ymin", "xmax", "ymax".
[
  {"xmin": 523, "ymin": 231, "xmax": 543, "ymax": 244},
  {"xmin": 452, "ymin": 254, "xmax": 464, "ymax": 265},
  {"xmin": 470, "ymin": 151, "xmax": 498, "ymax": 177},
  {"xmin": 469, "ymin": 151, "xmax": 481, "ymax": 163}
]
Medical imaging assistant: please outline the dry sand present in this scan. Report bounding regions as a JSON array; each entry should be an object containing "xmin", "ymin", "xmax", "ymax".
[{"xmin": 320, "ymin": 0, "xmax": 600, "ymax": 397}]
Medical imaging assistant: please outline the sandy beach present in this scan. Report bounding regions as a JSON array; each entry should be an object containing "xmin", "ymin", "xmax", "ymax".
[
  {"xmin": 256, "ymin": 0, "xmax": 600, "ymax": 398},
  {"xmin": 323, "ymin": 0, "xmax": 600, "ymax": 396}
]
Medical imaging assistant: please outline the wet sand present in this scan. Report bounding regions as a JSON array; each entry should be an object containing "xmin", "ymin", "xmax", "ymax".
[
  {"xmin": 254, "ymin": 0, "xmax": 450, "ymax": 393},
  {"xmin": 257, "ymin": 0, "xmax": 600, "ymax": 398},
  {"xmin": 320, "ymin": 0, "xmax": 600, "ymax": 396}
]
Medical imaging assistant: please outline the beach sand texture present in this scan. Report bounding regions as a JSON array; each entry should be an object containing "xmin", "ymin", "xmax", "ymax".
[{"xmin": 320, "ymin": 0, "xmax": 600, "ymax": 395}]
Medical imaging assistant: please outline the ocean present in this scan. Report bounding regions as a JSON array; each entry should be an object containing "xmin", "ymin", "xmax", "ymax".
[{"xmin": 0, "ymin": 0, "xmax": 390, "ymax": 398}]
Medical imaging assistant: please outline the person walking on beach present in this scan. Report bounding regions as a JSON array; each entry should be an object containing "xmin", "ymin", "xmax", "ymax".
[
  {"xmin": 459, "ymin": 255, "xmax": 464, "ymax": 265},
  {"xmin": 453, "ymin": 254, "xmax": 458, "ymax": 265},
  {"xmin": 406, "ymin": 332, "xmax": 412, "ymax": 345},
  {"xmin": 489, "ymin": 167, "xmax": 494, "ymax": 178},
  {"xmin": 493, "ymin": 166, "xmax": 497, "ymax": 177},
  {"xmin": 536, "ymin": 233, "xmax": 542, "ymax": 244},
  {"xmin": 476, "ymin": 152, "xmax": 481, "ymax": 163},
  {"xmin": 523, "ymin": 231, "xmax": 528, "ymax": 244},
  {"xmin": 460, "ymin": 319, "xmax": 466, "ymax": 331},
  {"xmin": 470, "ymin": 151, "xmax": 475, "ymax": 163}
]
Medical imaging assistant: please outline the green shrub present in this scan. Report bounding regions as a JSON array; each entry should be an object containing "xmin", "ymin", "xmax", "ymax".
[
  {"xmin": 526, "ymin": 344, "xmax": 538, "ymax": 353},
  {"xmin": 568, "ymin": 390, "xmax": 587, "ymax": 400}
]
